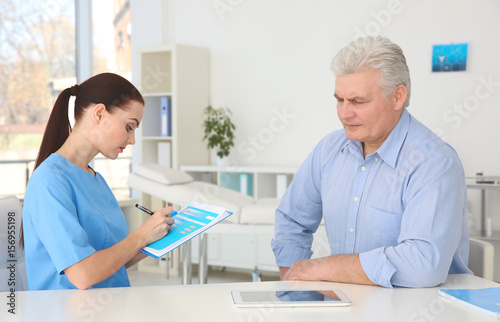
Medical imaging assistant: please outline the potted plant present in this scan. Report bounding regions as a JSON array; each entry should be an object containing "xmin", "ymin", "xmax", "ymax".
[{"xmin": 202, "ymin": 105, "xmax": 236, "ymax": 164}]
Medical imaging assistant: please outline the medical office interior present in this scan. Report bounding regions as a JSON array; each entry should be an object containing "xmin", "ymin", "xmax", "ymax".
[{"xmin": 2, "ymin": 0, "xmax": 500, "ymax": 292}]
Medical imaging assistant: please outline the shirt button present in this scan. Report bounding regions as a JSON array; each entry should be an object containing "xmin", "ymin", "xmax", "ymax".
[
  {"xmin": 354, "ymin": 197, "xmax": 359, "ymax": 202},
  {"xmin": 349, "ymin": 228, "xmax": 354, "ymax": 233},
  {"xmin": 375, "ymin": 157, "xmax": 379, "ymax": 162},
  {"xmin": 361, "ymin": 166, "xmax": 366, "ymax": 171}
]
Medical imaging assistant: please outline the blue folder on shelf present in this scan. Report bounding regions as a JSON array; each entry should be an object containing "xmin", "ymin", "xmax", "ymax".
[
  {"xmin": 141, "ymin": 201, "xmax": 233, "ymax": 259},
  {"xmin": 161, "ymin": 96, "xmax": 172, "ymax": 137}
]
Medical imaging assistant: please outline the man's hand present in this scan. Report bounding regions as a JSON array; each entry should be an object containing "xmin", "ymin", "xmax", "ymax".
[
  {"xmin": 282, "ymin": 259, "xmax": 318, "ymax": 281},
  {"xmin": 279, "ymin": 255, "xmax": 377, "ymax": 286}
]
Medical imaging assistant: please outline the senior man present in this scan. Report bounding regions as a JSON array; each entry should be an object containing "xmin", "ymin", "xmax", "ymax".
[{"xmin": 272, "ymin": 36, "xmax": 471, "ymax": 288}]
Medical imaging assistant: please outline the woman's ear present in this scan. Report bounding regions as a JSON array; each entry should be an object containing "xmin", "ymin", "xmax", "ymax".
[{"xmin": 91, "ymin": 104, "xmax": 106, "ymax": 124}]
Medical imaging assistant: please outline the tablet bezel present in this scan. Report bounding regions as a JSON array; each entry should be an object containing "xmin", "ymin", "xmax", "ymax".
[{"xmin": 231, "ymin": 289, "xmax": 352, "ymax": 308}]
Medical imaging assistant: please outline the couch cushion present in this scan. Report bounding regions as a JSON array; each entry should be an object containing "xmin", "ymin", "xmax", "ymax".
[
  {"xmin": 239, "ymin": 198, "xmax": 281, "ymax": 224},
  {"xmin": 127, "ymin": 174, "xmax": 255, "ymax": 224},
  {"xmin": 133, "ymin": 163, "xmax": 194, "ymax": 185},
  {"xmin": 182, "ymin": 181, "xmax": 255, "ymax": 224}
]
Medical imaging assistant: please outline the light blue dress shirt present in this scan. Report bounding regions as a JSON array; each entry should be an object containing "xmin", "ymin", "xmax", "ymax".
[
  {"xmin": 272, "ymin": 109, "xmax": 471, "ymax": 288},
  {"xmin": 23, "ymin": 154, "xmax": 130, "ymax": 290}
]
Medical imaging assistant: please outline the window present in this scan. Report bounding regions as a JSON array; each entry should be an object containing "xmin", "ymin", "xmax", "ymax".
[
  {"xmin": 0, "ymin": 0, "xmax": 134, "ymax": 200},
  {"xmin": 0, "ymin": 0, "xmax": 76, "ymax": 198},
  {"xmin": 92, "ymin": 0, "xmax": 133, "ymax": 200}
]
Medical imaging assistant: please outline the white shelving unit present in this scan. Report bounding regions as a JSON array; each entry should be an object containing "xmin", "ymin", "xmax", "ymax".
[
  {"xmin": 188, "ymin": 224, "xmax": 329, "ymax": 273},
  {"xmin": 133, "ymin": 44, "xmax": 210, "ymax": 274},
  {"xmin": 180, "ymin": 165, "xmax": 297, "ymax": 199},
  {"xmin": 466, "ymin": 177, "xmax": 500, "ymax": 240},
  {"xmin": 180, "ymin": 165, "xmax": 298, "ymax": 273},
  {"xmin": 136, "ymin": 44, "xmax": 209, "ymax": 170}
]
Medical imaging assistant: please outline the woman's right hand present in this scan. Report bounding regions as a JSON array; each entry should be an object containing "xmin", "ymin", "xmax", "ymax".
[{"xmin": 135, "ymin": 206, "xmax": 175, "ymax": 247}]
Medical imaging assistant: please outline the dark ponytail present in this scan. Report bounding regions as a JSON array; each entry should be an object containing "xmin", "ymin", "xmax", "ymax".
[{"xmin": 34, "ymin": 88, "xmax": 72, "ymax": 170}]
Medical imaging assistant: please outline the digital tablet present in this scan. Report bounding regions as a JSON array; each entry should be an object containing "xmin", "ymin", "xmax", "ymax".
[{"xmin": 231, "ymin": 289, "xmax": 351, "ymax": 308}]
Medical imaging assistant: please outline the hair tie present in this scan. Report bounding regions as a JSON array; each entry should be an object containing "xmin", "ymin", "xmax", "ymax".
[{"xmin": 70, "ymin": 84, "xmax": 79, "ymax": 97}]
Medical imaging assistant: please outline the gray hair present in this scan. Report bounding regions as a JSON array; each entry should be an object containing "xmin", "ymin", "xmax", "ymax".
[{"xmin": 330, "ymin": 36, "xmax": 411, "ymax": 108}]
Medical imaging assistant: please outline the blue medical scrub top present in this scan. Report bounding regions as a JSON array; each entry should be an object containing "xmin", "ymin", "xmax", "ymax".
[{"xmin": 23, "ymin": 153, "xmax": 131, "ymax": 290}]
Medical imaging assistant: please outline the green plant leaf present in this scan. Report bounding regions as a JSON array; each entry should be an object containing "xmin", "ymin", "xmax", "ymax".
[{"xmin": 202, "ymin": 105, "xmax": 236, "ymax": 157}]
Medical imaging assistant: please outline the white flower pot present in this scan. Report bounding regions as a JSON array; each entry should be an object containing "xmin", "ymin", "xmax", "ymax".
[{"xmin": 211, "ymin": 149, "xmax": 229, "ymax": 167}]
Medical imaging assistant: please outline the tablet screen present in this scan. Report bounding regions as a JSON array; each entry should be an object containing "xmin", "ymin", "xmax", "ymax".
[
  {"xmin": 240, "ymin": 290, "xmax": 340, "ymax": 302},
  {"xmin": 232, "ymin": 289, "xmax": 351, "ymax": 307}
]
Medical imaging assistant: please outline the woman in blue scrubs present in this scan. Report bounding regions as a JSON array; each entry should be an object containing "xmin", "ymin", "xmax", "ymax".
[{"xmin": 21, "ymin": 73, "xmax": 175, "ymax": 290}]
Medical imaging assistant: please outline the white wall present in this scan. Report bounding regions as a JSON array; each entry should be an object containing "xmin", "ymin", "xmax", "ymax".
[
  {"xmin": 131, "ymin": 0, "xmax": 500, "ymax": 245},
  {"xmin": 164, "ymin": 0, "xmax": 500, "ymax": 171}
]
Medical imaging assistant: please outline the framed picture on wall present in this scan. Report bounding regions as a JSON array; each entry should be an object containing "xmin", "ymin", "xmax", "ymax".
[{"xmin": 432, "ymin": 43, "xmax": 469, "ymax": 72}]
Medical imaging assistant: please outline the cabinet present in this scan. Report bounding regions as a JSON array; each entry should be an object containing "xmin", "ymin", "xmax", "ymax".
[
  {"xmin": 178, "ymin": 166, "xmax": 297, "ymax": 273},
  {"xmin": 136, "ymin": 44, "xmax": 209, "ymax": 169},
  {"xmin": 133, "ymin": 44, "xmax": 210, "ymax": 274},
  {"xmin": 467, "ymin": 177, "xmax": 500, "ymax": 239},
  {"xmin": 136, "ymin": 44, "xmax": 210, "ymax": 208},
  {"xmin": 188, "ymin": 225, "xmax": 328, "ymax": 273}
]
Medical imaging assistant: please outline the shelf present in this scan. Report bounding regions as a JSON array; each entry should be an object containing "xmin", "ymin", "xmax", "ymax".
[
  {"xmin": 143, "ymin": 92, "xmax": 172, "ymax": 98},
  {"xmin": 140, "ymin": 50, "xmax": 172, "ymax": 95},
  {"xmin": 467, "ymin": 183, "xmax": 500, "ymax": 190},
  {"xmin": 189, "ymin": 223, "xmax": 328, "ymax": 273},
  {"xmin": 471, "ymin": 231, "xmax": 500, "ymax": 241},
  {"xmin": 181, "ymin": 165, "xmax": 297, "ymax": 199},
  {"xmin": 466, "ymin": 176, "xmax": 500, "ymax": 189},
  {"xmin": 181, "ymin": 165, "xmax": 298, "ymax": 174},
  {"xmin": 134, "ymin": 44, "xmax": 210, "ymax": 275},
  {"xmin": 142, "ymin": 136, "xmax": 173, "ymax": 141},
  {"xmin": 136, "ymin": 44, "xmax": 209, "ymax": 169},
  {"xmin": 466, "ymin": 179, "xmax": 500, "ymax": 244}
]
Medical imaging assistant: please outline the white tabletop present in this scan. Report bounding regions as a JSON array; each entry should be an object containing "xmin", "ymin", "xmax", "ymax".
[{"xmin": 1, "ymin": 274, "xmax": 497, "ymax": 322}]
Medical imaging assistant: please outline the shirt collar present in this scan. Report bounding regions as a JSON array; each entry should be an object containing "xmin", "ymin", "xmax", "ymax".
[
  {"xmin": 375, "ymin": 108, "xmax": 410, "ymax": 168},
  {"xmin": 341, "ymin": 109, "xmax": 411, "ymax": 167},
  {"xmin": 341, "ymin": 138, "xmax": 363, "ymax": 160}
]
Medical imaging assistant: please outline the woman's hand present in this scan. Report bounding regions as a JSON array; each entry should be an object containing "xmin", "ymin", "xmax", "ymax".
[
  {"xmin": 135, "ymin": 206, "xmax": 175, "ymax": 247},
  {"xmin": 65, "ymin": 206, "xmax": 175, "ymax": 289}
]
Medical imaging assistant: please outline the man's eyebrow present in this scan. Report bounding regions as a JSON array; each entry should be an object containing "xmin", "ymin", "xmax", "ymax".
[
  {"xmin": 347, "ymin": 96, "xmax": 365, "ymax": 101},
  {"xmin": 334, "ymin": 94, "xmax": 365, "ymax": 101},
  {"xmin": 131, "ymin": 118, "xmax": 140, "ymax": 127}
]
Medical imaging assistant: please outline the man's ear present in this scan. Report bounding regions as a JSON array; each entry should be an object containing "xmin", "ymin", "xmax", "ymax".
[
  {"xmin": 392, "ymin": 85, "xmax": 407, "ymax": 111},
  {"xmin": 91, "ymin": 104, "xmax": 106, "ymax": 124}
]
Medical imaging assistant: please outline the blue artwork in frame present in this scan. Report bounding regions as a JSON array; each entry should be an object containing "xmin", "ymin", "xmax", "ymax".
[{"xmin": 432, "ymin": 43, "xmax": 468, "ymax": 72}]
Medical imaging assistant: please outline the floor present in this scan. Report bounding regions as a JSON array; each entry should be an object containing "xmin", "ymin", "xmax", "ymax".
[{"xmin": 127, "ymin": 265, "xmax": 280, "ymax": 287}]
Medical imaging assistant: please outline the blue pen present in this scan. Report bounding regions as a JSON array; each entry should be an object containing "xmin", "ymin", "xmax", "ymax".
[{"xmin": 135, "ymin": 204, "xmax": 155, "ymax": 216}]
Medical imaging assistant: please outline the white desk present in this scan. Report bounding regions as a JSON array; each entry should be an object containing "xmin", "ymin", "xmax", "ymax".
[{"xmin": 1, "ymin": 274, "xmax": 497, "ymax": 321}]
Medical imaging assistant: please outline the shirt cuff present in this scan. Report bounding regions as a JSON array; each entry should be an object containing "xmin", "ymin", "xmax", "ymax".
[
  {"xmin": 271, "ymin": 239, "xmax": 313, "ymax": 267},
  {"xmin": 359, "ymin": 248, "xmax": 397, "ymax": 288}
]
